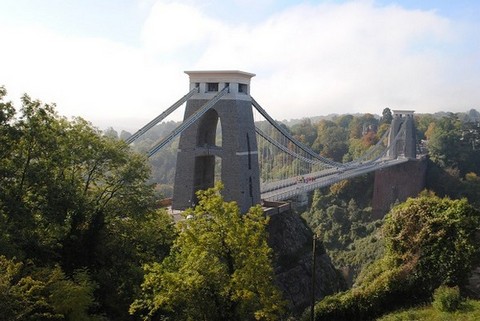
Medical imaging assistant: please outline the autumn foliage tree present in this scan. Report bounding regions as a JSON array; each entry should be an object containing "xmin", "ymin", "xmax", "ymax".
[{"xmin": 131, "ymin": 183, "xmax": 285, "ymax": 321}]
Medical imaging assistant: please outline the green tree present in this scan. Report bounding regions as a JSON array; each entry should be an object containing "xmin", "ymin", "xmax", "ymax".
[
  {"xmin": 131, "ymin": 183, "xmax": 284, "ymax": 321},
  {"xmin": 380, "ymin": 107, "xmax": 393, "ymax": 125},
  {"xmin": 427, "ymin": 113, "xmax": 463, "ymax": 169}
]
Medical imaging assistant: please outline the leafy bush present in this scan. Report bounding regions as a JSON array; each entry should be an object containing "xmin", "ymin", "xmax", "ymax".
[
  {"xmin": 378, "ymin": 298, "xmax": 480, "ymax": 321},
  {"xmin": 307, "ymin": 193, "xmax": 480, "ymax": 321},
  {"xmin": 383, "ymin": 193, "xmax": 480, "ymax": 289},
  {"xmin": 432, "ymin": 285, "xmax": 462, "ymax": 312}
]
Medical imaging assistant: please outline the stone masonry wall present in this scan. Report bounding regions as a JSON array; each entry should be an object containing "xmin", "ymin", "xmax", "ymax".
[{"xmin": 372, "ymin": 157, "xmax": 427, "ymax": 219}]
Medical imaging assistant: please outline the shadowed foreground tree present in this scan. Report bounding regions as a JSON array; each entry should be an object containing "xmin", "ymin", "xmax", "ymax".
[
  {"xmin": 0, "ymin": 87, "xmax": 175, "ymax": 320},
  {"xmin": 0, "ymin": 255, "xmax": 103, "ymax": 321},
  {"xmin": 131, "ymin": 183, "xmax": 285, "ymax": 321}
]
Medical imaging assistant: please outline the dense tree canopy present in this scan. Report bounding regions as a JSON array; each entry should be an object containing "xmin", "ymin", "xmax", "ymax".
[
  {"xmin": 301, "ymin": 174, "xmax": 381, "ymax": 284},
  {"xmin": 421, "ymin": 111, "xmax": 480, "ymax": 207},
  {"xmin": 427, "ymin": 114, "xmax": 464, "ymax": 169},
  {"xmin": 312, "ymin": 120, "xmax": 348, "ymax": 161},
  {"xmin": 310, "ymin": 193, "xmax": 480, "ymax": 321},
  {"xmin": 3, "ymin": 83, "xmax": 480, "ymax": 320},
  {"xmin": 290, "ymin": 118, "xmax": 317, "ymax": 146}
]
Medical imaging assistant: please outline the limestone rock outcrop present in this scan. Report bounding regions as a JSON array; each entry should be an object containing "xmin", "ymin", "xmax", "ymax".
[{"xmin": 266, "ymin": 209, "xmax": 346, "ymax": 314}]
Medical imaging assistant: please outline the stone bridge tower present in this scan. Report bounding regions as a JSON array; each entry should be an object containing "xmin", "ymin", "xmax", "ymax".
[
  {"xmin": 387, "ymin": 110, "xmax": 416, "ymax": 159},
  {"xmin": 172, "ymin": 70, "xmax": 261, "ymax": 213},
  {"xmin": 374, "ymin": 110, "xmax": 425, "ymax": 219}
]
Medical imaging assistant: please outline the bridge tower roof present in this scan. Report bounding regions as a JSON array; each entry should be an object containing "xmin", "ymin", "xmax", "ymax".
[
  {"xmin": 392, "ymin": 110, "xmax": 415, "ymax": 116},
  {"xmin": 184, "ymin": 70, "xmax": 255, "ymax": 83},
  {"xmin": 184, "ymin": 70, "xmax": 256, "ymax": 99}
]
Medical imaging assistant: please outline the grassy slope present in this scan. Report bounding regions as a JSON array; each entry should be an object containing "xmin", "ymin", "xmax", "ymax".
[{"xmin": 377, "ymin": 300, "xmax": 480, "ymax": 321}]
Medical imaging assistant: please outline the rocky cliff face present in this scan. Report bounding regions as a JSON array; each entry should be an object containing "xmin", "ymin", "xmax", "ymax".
[
  {"xmin": 266, "ymin": 209, "xmax": 346, "ymax": 314},
  {"xmin": 465, "ymin": 232, "xmax": 480, "ymax": 298},
  {"xmin": 466, "ymin": 266, "xmax": 480, "ymax": 298}
]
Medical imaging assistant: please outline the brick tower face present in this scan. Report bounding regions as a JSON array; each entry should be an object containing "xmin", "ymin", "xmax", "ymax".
[{"xmin": 172, "ymin": 71, "xmax": 261, "ymax": 213}]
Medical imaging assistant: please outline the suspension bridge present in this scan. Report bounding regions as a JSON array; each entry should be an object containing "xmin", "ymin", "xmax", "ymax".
[{"xmin": 126, "ymin": 70, "xmax": 418, "ymax": 213}]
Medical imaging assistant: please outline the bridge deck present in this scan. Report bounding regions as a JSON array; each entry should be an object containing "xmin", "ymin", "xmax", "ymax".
[{"xmin": 261, "ymin": 158, "xmax": 409, "ymax": 201}]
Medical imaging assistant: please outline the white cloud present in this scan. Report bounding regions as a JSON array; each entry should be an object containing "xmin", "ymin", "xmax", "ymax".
[
  {"xmin": 0, "ymin": 23, "xmax": 187, "ymax": 131},
  {"xmin": 0, "ymin": 0, "xmax": 479, "ymax": 132},
  {"xmin": 192, "ymin": 1, "xmax": 469, "ymax": 118}
]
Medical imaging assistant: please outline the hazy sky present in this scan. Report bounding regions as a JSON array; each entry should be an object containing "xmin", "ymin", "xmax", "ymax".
[{"xmin": 0, "ymin": 0, "xmax": 479, "ymax": 131}]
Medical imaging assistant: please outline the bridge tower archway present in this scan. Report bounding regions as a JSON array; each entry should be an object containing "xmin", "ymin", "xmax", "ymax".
[{"xmin": 172, "ymin": 71, "xmax": 261, "ymax": 213}]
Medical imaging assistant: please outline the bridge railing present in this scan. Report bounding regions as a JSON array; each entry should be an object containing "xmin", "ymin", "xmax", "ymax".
[{"xmin": 261, "ymin": 157, "xmax": 409, "ymax": 201}]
